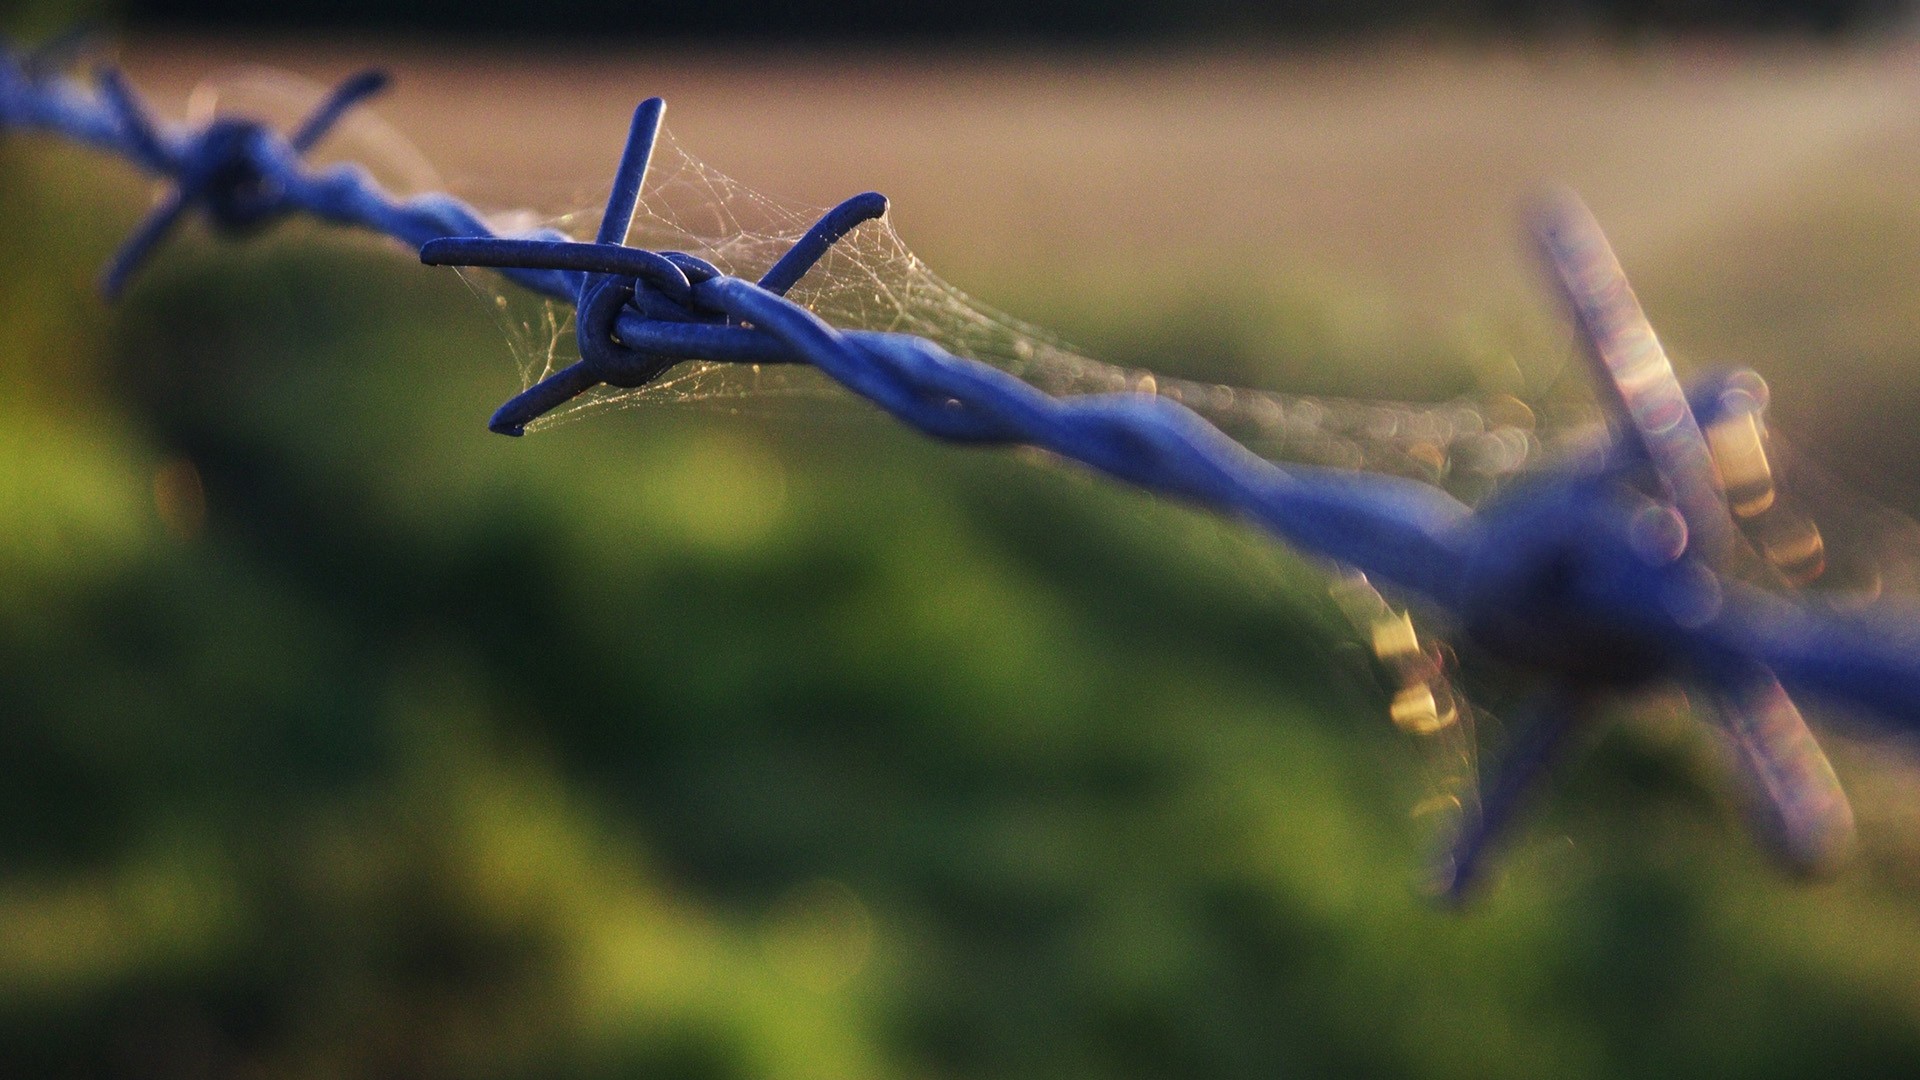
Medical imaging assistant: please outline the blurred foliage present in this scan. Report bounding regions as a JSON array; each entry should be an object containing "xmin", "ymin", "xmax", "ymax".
[
  {"xmin": 8, "ymin": 125, "xmax": 1920, "ymax": 1080},
  {"xmin": 3, "ymin": 0, "xmax": 1906, "ymax": 41},
  {"xmin": 0, "ymin": 0, "xmax": 106, "ymax": 39}
]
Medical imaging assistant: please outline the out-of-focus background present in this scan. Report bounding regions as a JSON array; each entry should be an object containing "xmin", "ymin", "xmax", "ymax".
[{"xmin": 10, "ymin": 2, "xmax": 1920, "ymax": 1077}]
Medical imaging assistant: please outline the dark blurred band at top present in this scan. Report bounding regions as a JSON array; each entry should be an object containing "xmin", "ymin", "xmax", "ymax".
[{"xmin": 20, "ymin": 0, "xmax": 1916, "ymax": 41}]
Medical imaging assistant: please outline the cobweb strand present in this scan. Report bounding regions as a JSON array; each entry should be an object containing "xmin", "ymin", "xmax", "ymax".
[{"xmin": 479, "ymin": 130, "xmax": 1542, "ymax": 501}]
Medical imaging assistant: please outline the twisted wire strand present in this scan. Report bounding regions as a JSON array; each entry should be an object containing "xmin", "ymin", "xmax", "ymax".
[{"xmin": 13, "ymin": 38, "xmax": 1920, "ymax": 898}]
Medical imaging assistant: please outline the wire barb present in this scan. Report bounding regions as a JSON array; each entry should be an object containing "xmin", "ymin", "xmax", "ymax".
[
  {"xmin": 419, "ymin": 102, "xmax": 889, "ymax": 435},
  {"xmin": 0, "ymin": 37, "xmax": 575, "ymax": 299},
  {"xmin": 95, "ymin": 65, "xmax": 397, "ymax": 297}
]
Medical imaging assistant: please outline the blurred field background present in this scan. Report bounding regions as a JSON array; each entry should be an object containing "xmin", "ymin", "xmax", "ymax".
[{"xmin": 13, "ymin": 4, "xmax": 1920, "ymax": 1078}]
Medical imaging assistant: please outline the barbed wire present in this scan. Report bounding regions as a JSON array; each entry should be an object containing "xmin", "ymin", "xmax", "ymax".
[
  {"xmin": 0, "ymin": 39, "xmax": 1480, "ymax": 599},
  {"xmin": 7, "ymin": 35, "xmax": 1920, "ymax": 897},
  {"xmin": 0, "ymin": 37, "xmax": 577, "ymax": 301}
]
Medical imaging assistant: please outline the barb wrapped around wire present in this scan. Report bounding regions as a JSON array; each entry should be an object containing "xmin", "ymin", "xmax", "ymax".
[
  {"xmin": 11, "ymin": 35, "xmax": 1920, "ymax": 900},
  {"xmin": 0, "ymin": 34, "xmax": 576, "ymax": 300},
  {"xmin": 421, "ymin": 99, "xmax": 892, "ymax": 436}
]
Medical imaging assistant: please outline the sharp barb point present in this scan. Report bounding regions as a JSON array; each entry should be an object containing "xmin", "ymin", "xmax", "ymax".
[
  {"xmin": 596, "ymin": 97, "xmax": 665, "ymax": 247},
  {"xmin": 95, "ymin": 67, "xmax": 174, "ymax": 172},
  {"xmin": 98, "ymin": 191, "xmax": 187, "ymax": 298},
  {"xmin": 758, "ymin": 190, "xmax": 891, "ymax": 295},
  {"xmin": 289, "ymin": 68, "xmax": 393, "ymax": 154}
]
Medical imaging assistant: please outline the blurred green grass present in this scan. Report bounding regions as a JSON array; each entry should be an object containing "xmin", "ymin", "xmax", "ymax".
[{"xmin": 8, "ymin": 72, "xmax": 1920, "ymax": 1079}]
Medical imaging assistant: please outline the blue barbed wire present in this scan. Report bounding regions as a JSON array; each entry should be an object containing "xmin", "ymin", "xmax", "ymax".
[
  {"xmin": 8, "ymin": 36, "xmax": 1920, "ymax": 898},
  {"xmin": 0, "ymin": 37, "xmax": 577, "ymax": 300}
]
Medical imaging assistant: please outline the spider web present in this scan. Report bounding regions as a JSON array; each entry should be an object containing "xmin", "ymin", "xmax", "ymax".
[
  {"xmin": 175, "ymin": 75, "xmax": 1920, "ymax": 625},
  {"xmin": 464, "ymin": 121, "xmax": 1920, "ymax": 896},
  {"xmin": 169, "ymin": 76, "xmax": 1533, "ymax": 505},
  {"xmin": 474, "ymin": 131, "xmax": 1920, "ymax": 623},
  {"xmin": 450, "ymin": 130, "xmax": 1555, "ymax": 878},
  {"xmin": 472, "ymin": 129, "xmax": 1545, "ymax": 503}
]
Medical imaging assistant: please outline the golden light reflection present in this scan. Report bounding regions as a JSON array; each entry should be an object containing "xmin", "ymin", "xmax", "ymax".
[
  {"xmin": 1759, "ymin": 514, "xmax": 1827, "ymax": 586},
  {"xmin": 1371, "ymin": 610, "xmax": 1422, "ymax": 666},
  {"xmin": 1330, "ymin": 573, "xmax": 1458, "ymax": 735},
  {"xmin": 1408, "ymin": 441, "xmax": 1447, "ymax": 473},
  {"xmin": 1702, "ymin": 391, "xmax": 1831, "ymax": 587},
  {"xmin": 1706, "ymin": 411, "xmax": 1776, "ymax": 518},
  {"xmin": 1392, "ymin": 682, "xmax": 1459, "ymax": 735},
  {"xmin": 1409, "ymin": 792, "xmax": 1462, "ymax": 820},
  {"xmin": 1483, "ymin": 394, "xmax": 1536, "ymax": 434}
]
